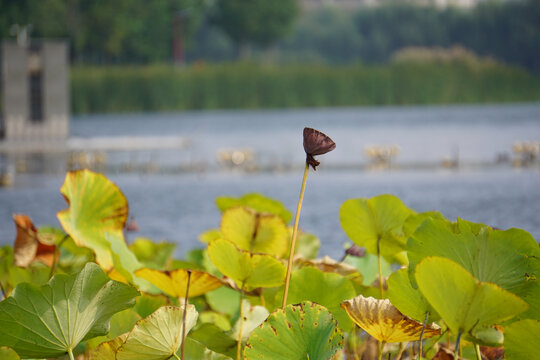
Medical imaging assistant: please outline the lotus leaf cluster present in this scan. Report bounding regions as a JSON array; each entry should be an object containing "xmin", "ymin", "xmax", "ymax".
[{"xmin": 0, "ymin": 158, "xmax": 537, "ymax": 360}]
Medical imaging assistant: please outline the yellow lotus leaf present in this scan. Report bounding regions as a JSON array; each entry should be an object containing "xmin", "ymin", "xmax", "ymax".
[
  {"xmin": 134, "ymin": 268, "xmax": 223, "ymax": 298},
  {"xmin": 341, "ymin": 295, "xmax": 441, "ymax": 343}
]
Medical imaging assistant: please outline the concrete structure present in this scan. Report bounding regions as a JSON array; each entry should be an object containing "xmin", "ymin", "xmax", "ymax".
[{"xmin": 1, "ymin": 40, "xmax": 69, "ymax": 142}]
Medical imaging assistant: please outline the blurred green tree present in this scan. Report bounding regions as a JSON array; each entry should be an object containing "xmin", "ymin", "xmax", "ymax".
[
  {"xmin": 210, "ymin": 0, "xmax": 298, "ymax": 58},
  {"xmin": 0, "ymin": 0, "xmax": 205, "ymax": 64}
]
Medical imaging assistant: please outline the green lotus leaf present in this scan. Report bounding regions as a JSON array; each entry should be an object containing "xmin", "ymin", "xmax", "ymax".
[
  {"xmin": 0, "ymin": 347, "xmax": 20, "ymax": 360},
  {"xmin": 0, "ymin": 262, "xmax": 139, "ymax": 358},
  {"xmin": 291, "ymin": 229, "xmax": 320, "ymax": 259},
  {"xmin": 0, "ymin": 246, "xmax": 14, "ymax": 297},
  {"xmin": 464, "ymin": 326, "xmax": 504, "ymax": 347},
  {"xmin": 134, "ymin": 267, "xmax": 223, "ymax": 298},
  {"xmin": 415, "ymin": 257, "xmax": 529, "ymax": 335},
  {"xmin": 278, "ymin": 266, "xmax": 356, "ymax": 330},
  {"xmin": 7, "ymin": 261, "xmax": 50, "ymax": 293},
  {"xmin": 199, "ymin": 311, "xmax": 231, "ymax": 331},
  {"xmin": 231, "ymin": 300, "xmax": 269, "ymax": 341},
  {"xmin": 216, "ymin": 193, "xmax": 292, "ymax": 223},
  {"xmin": 221, "ymin": 207, "xmax": 289, "ymax": 257},
  {"xmin": 408, "ymin": 218, "xmax": 540, "ymax": 318},
  {"xmin": 205, "ymin": 286, "xmax": 241, "ymax": 318},
  {"xmin": 189, "ymin": 323, "xmax": 236, "ymax": 358},
  {"xmin": 207, "ymin": 239, "xmax": 286, "ymax": 291},
  {"xmin": 504, "ymin": 319, "xmax": 540, "ymax": 360},
  {"xmin": 387, "ymin": 268, "xmax": 439, "ymax": 322},
  {"xmin": 57, "ymin": 169, "xmax": 142, "ymax": 283},
  {"xmin": 116, "ymin": 305, "xmax": 198, "ymax": 360},
  {"xmin": 57, "ymin": 236, "xmax": 95, "ymax": 274},
  {"xmin": 182, "ymin": 337, "xmax": 233, "ymax": 360},
  {"xmin": 133, "ymin": 293, "xmax": 170, "ymax": 318},
  {"xmin": 402, "ymin": 211, "xmax": 446, "ymax": 237},
  {"xmin": 129, "ymin": 238, "xmax": 176, "ymax": 269},
  {"xmin": 340, "ymin": 195, "xmax": 414, "ymax": 258},
  {"xmin": 344, "ymin": 251, "xmax": 392, "ymax": 287},
  {"xmin": 521, "ymin": 282, "xmax": 540, "ymax": 320},
  {"xmin": 244, "ymin": 301, "xmax": 344, "ymax": 360},
  {"xmin": 87, "ymin": 308, "xmax": 142, "ymax": 349}
]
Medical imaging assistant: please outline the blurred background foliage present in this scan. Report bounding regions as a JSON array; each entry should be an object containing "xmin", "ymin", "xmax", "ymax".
[
  {"xmin": 2, "ymin": 0, "xmax": 539, "ymax": 112},
  {"xmin": 2, "ymin": 0, "xmax": 539, "ymax": 71}
]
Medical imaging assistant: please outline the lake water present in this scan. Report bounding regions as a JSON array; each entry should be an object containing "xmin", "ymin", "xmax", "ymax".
[{"xmin": 1, "ymin": 103, "xmax": 539, "ymax": 259}]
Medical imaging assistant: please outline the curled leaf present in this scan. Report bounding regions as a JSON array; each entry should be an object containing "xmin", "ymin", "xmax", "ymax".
[
  {"xmin": 341, "ymin": 295, "xmax": 441, "ymax": 343},
  {"xmin": 13, "ymin": 214, "xmax": 55, "ymax": 267},
  {"xmin": 296, "ymin": 255, "xmax": 360, "ymax": 277},
  {"xmin": 57, "ymin": 169, "xmax": 143, "ymax": 286}
]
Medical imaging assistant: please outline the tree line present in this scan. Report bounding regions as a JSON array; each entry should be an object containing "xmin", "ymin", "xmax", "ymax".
[
  {"xmin": 280, "ymin": 0, "xmax": 540, "ymax": 72},
  {"xmin": 1, "ymin": 0, "xmax": 539, "ymax": 71}
]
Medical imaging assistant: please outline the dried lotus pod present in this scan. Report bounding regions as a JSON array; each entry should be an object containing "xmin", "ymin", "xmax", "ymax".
[{"xmin": 303, "ymin": 127, "xmax": 336, "ymax": 170}]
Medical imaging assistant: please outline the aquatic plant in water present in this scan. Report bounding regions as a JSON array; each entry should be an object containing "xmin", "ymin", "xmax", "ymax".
[
  {"xmin": 0, "ymin": 130, "xmax": 538, "ymax": 360},
  {"xmin": 282, "ymin": 127, "xmax": 336, "ymax": 309}
]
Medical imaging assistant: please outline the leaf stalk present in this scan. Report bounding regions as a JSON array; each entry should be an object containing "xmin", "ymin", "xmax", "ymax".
[
  {"xmin": 181, "ymin": 269, "xmax": 192, "ymax": 360},
  {"xmin": 377, "ymin": 237, "xmax": 383, "ymax": 299},
  {"xmin": 454, "ymin": 331, "xmax": 462, "ymax": 360},
  {"xmin": 474, "ymin": 343, "xmax": 482, "ymax": 360},
  {"xmin": 418, "ymin": 312, "xmax": 429, "ymax": 359},
  {"xmin": 282, "ymin": 163, "xmax": 309, "ymax": 309},
  {"xmin": 236, "ymin": 280, "xmax": 247, "ymax": 360}
]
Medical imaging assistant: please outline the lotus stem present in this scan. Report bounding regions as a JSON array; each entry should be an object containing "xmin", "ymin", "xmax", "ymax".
[
  {"xmin": 68, "ymin": 348, "xmax": 75, "ymax": 360},
  {"xmin": 181, "ymin": 270, "xmax": 192, "ymax": 360},
  {"xmin": 474, "ymin": 344, "xmax": 482, "ymax": 360},
  {"xmin": 282, "ymin": 163, "xmax": 309, "ymax": 309},
  {"xmin": 351, "ymin": 327, "xmax": 360, "ymax": 360},
  {"xmin": 173, "ymin": 353, "xmax": 181, "ymax": 360},
  {"xmin": 454, "ymin": 331, "xmax": 462, "ymax": 360},
  {"xmin": 377, "ymin": 237, "xmax": 383, "ymax": 299},
  {"xmin": 377, "ymin": 340, "xmax": 385, "ymax": 360},
  {"xmin": 49, "ymin": 234, "xmax": 69, "ymax": 280},
  {"xmin": 237, "ymin": 280, "xmax": 247, "ymax": 360},
  {"xmin": 396, "ymin": 342, "xmax": 406, "ymax": 360},
  {"xmin": 418, "ymin": 312, "xmax": 429, "ymax": 359}
]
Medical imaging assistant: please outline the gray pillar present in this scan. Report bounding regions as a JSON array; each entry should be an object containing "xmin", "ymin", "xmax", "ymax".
[{"xmin": 1, "ymin": 42, "xmax": 28, "ymax": 140}]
